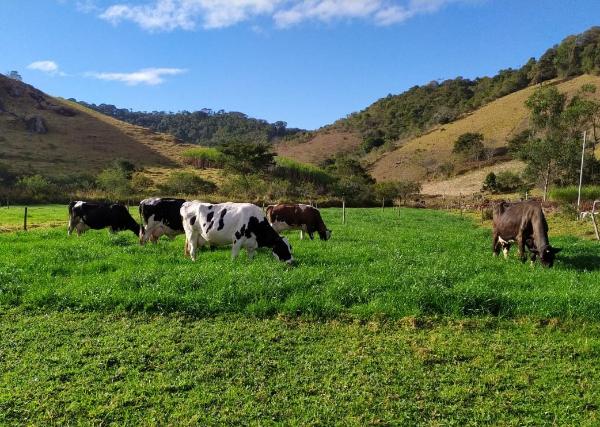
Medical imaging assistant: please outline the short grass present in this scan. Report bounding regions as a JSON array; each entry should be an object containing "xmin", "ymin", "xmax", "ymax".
[
  {"xmin": 2, "ymin": 207, "xmax": 600, "ymax": 424},
  {"xmin": 2, "ymin": 207, "xmax": 600, "ymax": 319},
  {"xmin": 2, "ymin": 310, "xmax": 600, "ymax": 425}
]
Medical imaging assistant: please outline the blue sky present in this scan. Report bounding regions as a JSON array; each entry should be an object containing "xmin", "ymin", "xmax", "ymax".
[{"xmin": 2, "ymin": 0, "xmax": 600, "ymax": 130}]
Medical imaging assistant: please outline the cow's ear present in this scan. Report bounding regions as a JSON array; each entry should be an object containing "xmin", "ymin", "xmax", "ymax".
[{"xmin": 551, "ymin": 247, "xmax": 562, "ymax": 254}]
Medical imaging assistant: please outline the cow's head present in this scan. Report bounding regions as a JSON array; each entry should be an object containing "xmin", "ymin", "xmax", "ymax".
[
  {"xmin": 318, "ymin": 229, "xmax": 332, "ymax": 241},
  {"xmin": 272, "ymin": 236, "xmax": 293, "ymax": 264},
  {"xmin": 537, "ymin": 245, "xmax": 561, "ymax": 268}
]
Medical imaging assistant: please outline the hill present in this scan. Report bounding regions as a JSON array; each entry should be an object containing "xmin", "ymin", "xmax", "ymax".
[
  {"xmin": 0, "ymin": 74, "xmax": 189, "ymax": 177},
  {"xmin": 277, "ymin": 27, "xmax": 600, "ymax": 193},
  {"xmin": 372, "ymin": 74, "xmax": 600, "ymax": 183},
  {"xmin": 76, "ymin": 101, "xmax": 304, "ymax": 146}
]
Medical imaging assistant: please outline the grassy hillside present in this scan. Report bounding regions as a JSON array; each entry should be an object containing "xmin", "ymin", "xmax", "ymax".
[
  {"xmin": 0, "ymin": 74, "xmax": 190, "ymax": 176},
  {"xmin": 371, "ymin": 75, "xmax": 600, "ymax": 183},
  {"xmin": 275, "ymin": 131, "xmax": 362, "ymax": 164}
]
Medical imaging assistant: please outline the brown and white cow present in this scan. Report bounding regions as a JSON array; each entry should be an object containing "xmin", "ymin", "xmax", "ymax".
[
  {"xmin": 266, "ymin": 204, "xmax": 331, "ymax": 241},
  {"xmin": 492, "ymin": 200, "xmax": 561, "ymax": 267}
]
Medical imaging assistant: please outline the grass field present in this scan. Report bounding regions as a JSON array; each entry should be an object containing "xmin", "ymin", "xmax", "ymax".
[{"xmin": 2, "ymin": 206, "xmax": 600, "ymax": 424}]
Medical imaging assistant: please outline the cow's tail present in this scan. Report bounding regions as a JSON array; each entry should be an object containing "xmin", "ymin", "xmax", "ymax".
[{"xmin": 265, "ymin": 205, "xmax": 274, "ymax": 223}]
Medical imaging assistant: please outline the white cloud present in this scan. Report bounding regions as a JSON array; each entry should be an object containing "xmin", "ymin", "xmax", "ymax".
[
  {"xmin": 85, "ymin": 67, "xmax": 187, "ymax": 85},
  {"xmin": 97, "ymin": 0, "xmax": 470, "ymax": 31},
  {"xmin": 27, "ymin": 60, "xmax": 60, "ymax": 73},
  {"xmin": 100, "ymin": 0, "xmax": 280, "ymax": 31}
]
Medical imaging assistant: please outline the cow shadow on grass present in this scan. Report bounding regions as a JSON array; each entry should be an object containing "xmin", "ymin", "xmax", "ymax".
[{"xmin": 559, "ymin": 254, "xmax": 600, "ymax": 271}]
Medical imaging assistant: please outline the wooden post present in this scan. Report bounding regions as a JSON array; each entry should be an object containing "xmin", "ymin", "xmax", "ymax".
[
  {"xmin": 592, "ymin": 200, "xmax": 600, "ymax": 241},
  {"xmin": 342, "ymin": 198, "xmax": 346, "ymax": 225},
  {"xmin": 23, "ymin": 207, "xmax": 28, "ymax": 231},
  {"xmin": 381, "ymin": 198, "xmax": 385, "ymax": 211},
  {"xmin": 577, "ymin": 131, "xmax": 587, "ymax": 212}
]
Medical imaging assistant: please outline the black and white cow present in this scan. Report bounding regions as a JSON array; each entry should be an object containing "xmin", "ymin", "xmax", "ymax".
[
  {"xmin": 139, "ymin": 197, "xmax": 186, "ymax": 245},
  {"xmin": 68, "ymin": 201, "xmax": 140, "ymax": 236},
  {"xmin": 180, "ymin": 201, "xmax": 293, "ymax": 264}
]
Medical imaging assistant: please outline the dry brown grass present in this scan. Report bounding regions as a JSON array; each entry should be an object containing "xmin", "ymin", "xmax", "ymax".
[
  {"xmin": 370, "ymin": 75, "xmax": 600, "ymax": 184},
  {"xmin": 275, "ymin": 131, "xmax": 362, "ymax": 164},
  {"xmin": 0, "ymin": 75, "xmax": 192, "ymax": 176},
  {"xmin": 421, "ymin": 160, "xmax": 526, "ymax": 196}
]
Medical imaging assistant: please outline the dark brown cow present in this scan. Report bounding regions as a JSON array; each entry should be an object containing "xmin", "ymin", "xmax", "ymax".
[
  {"xmin": 492, "ymin": 200, "xmax": 561, "ymax": 267},
  {"xmin": 266, "ymin": 204, "xmax": 331, "ymax": 241}
]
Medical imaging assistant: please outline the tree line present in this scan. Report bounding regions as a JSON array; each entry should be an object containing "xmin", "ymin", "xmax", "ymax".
[{"xmin": 73, "ymin": 101, "xmax": 304, "ymax": 146}]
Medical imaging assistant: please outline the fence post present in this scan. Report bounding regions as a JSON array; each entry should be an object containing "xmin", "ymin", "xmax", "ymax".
[
  {"xmin": 342, "ymin": 198, "xmax": 346, "ymax": 225},
  {"xmin": 381, "ymin": 198, "xmax": 385, "ymax": 211},
  {"xmin": 592, "ymin": 200, "xmax": 600, "ymax": 241},
  {"xmin": 23, "ymin": 207, "xmax": 28, "ymax": 231}
]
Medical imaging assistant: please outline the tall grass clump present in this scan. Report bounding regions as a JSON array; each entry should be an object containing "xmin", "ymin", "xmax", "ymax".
[
  {"xmin": 182, "ymin": 147, "xmax": 225, "ymax": 169},
  {"xmin": 549, "ymin": 186, "xmax": 600, "ymax": 203},
  {"xmin": 273, "ymin": 157, "xmax": 334, "ymax": 189}
]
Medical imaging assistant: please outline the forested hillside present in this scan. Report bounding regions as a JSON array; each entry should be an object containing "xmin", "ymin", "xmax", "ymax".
[
  {"xmin": 75, "ymin": 102, "xmax": 305, "ymax": 146},
  {"xmin": 333, "ymin": 26, "xmax": 600, "ymax": 144}
]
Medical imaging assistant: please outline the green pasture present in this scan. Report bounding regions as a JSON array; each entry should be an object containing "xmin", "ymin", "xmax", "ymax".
[
  {"xmin": 1, "ymin": 207, "xmax": 599, "ymax": 319},
  {"xmin": 2, "ymin": 206, "xmax": 600, "ymax": 424}
]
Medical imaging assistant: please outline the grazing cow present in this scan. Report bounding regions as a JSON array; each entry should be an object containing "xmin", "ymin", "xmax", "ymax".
[
  {"xmin": 139, "ymin": 198, "xmax": 186, "ymax": 245},
  {"xmin": 492, "ymin": 200, "xmax": 561, "ymax": 267},
  {"xmin": 181, "ymin": 201, "xmax": 293, "ymax": 264},
  {"xmin": 68, "ymin": 201, "xmax": 141, "ymax": 236},
  {"xmin": 266, "ymin": 204, "xmax": 331, "ymax": 240}
]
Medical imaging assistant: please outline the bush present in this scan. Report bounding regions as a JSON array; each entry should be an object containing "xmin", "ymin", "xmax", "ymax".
[
  {"xmin": 220, "ymin": 174, "xmax": 268, "ymax": 199},
  {"xmin": 159, "ymin": 172, "xmax": 217, "ymax": 195},
  {"xmin": 496, "ymin": 171, "xmax": 524, "ymax": 193},
  {"xmin": 182, "ymin": 147, "xmax": 225, "ymax": 169},
  {"xmin": 17, "ymin": 175, "xmax": 56, "ymax": 200},
  {"xmin": 131, "ymin": 173, "xmax": 154, "ymax": 193},
  {"xmin": 453, "ymin": 132, "xmax": 485, "ymax": 161},
  {"xmin": 97, "ymin": 168, "xmax": 132, "ymax": 199},
  {"xmin": 482, "ymin": 172, "xmax": 498, "ymax": 193},
  {"xmin": 361, "ymin": 136, "xmax": 385, "ymax": 153}
]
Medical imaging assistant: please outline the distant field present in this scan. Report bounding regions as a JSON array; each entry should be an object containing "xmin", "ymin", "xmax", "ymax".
[{"xmin": 2, "ymin": 207, "xmax": 600, "ymax": 424}]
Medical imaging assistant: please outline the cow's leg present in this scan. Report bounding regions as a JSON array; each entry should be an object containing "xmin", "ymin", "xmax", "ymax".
[
  {"xmin": 231, "ymin": 239, "xmax": 244, "ymax": 260},
  {"xmin": 187, "ymin": 231, "xmax": 201, "ymax": 261},
  {"xmin": 503, "ymin": 244, "xmax": 510, "ymax": 260},
  {"xmin": 299, "ymin": 229, "xmax": 304, "ymax": 240},
  {"xmin": 517, "ymin": 230, "xmax": 527, "ymax": 262},
  {"xmin": 492, "ymin": 231, "xmax": 500, "ymax": 256}
]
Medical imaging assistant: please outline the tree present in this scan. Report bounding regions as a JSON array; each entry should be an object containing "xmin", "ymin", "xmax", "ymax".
[
  {"xmin": 218, "ymin": 141, "xmax": 274, "ymax": 176},
  {"xmin": 523, "ymin": 86, "xmax": 566, "ymax": 200},
  {"xmin": 374, "ymin": 182, "xmax": 399, "ymax": 208},
  {"xmin": 7, "ymin": 70, "xmax": 22, "ymax": 81},
  {"xmin": 453, "ymin": 132, "xmax": 485, "ymax": 161}
]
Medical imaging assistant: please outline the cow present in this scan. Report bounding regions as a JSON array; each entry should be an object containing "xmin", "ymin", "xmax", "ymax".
[
  {"xmin": 492, "ymin": 200, "xmax": 561, "ymax": 267},
  {"xmin": 68, "ymin": 201, "xmax": 141, "ymax": 236},
  {"xmin": 181, "ymin": 201, "xmax": 293, "ymax": 264},
  {"xmin": 139, "ymin": 197, "xmax": 186, "ymax": 245},
  {"xmin": 266, "ymin": 203, "xmax": 331, "ymax": 241}
]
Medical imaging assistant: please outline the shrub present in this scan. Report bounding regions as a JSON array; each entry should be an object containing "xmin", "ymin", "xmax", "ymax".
[
  {"xmin": 159, "ymin": 172, "xmax": 217, "ymax": 195},
  {"xmin": 220, "ymin": 174, "xmax": 268, "ymax": 199},
  {"xmin": 496, "ymin": 171, "xmax": 524, "ymax": 193},
  {"xmin": 482, "ymin": 172, "xmax": 498, "ymax": 193},
  {"xmin": 131, "ymin": 173, "xmax": 154, "ymax": 193},
  {"xmin": 361, "ymin": 136, "xmax": 385, "ymax": 153},
  {"xmin": 17, "ymin": 175, "xmax": 55, "ymax": 200},
  {"xmin": 182, "ymin": 147, "xmax": 225, "ymax": 169},
  {"xmin": 453, "ymin": 132, "xmax": 485, "ymax": 161},
  {"xmin": 97, "ymin": 168, "xmax": 132, "ymax": 199}
]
